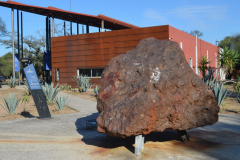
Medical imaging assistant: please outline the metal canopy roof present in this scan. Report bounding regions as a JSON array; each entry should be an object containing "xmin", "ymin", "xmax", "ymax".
[{"xmin": 0, "ymin": 0, "xmax": 140, "ymax": 30}]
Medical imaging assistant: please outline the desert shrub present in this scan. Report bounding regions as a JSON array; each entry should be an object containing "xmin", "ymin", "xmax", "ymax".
[
  {"xmin": 205, "ymin": 75, "xmax": 231, "ymax": 108},
  {"xmin": 60, "ymin": 83, "xmax": 72, "ymax": 91},
  {"xmin": 7, "ymin": 76, "xmax": 16, "ymax": 88},
  {"xmin": 233, "ymin": 76, "xmax": 240, "ymax": 93},
  {"xmin": 55, "ymin": 95, "xmax": 68, "ymax": 110},
  {"xmin": 0, "ymin": 93, "xmax": 20, "ymax": 114},
  {"xmin": 237, "ymin": 94, "xmax": 240, "ymax": 103},
  {"xmin": 94, "ymin": 85, "xmax": 99, "ymax": 97},
  {"xmin": 42, "ymin": 82, "xmax": 61, "ymax": 104},
  {"xmin": 23, "ymin": 81, "xmax": 31, "ymax": 95},
  {"xmin": 21, "ymin": 92, "xmax": 30, "ymax": 107},
  {"xmin": 72, "ymin": 75, "xmax": 94, "ymax": 92}
]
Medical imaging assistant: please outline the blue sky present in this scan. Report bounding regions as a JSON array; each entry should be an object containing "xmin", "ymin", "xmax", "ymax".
[{"xmin": 0, "ymin": 0, "xmax": 239, "ymax": 56}]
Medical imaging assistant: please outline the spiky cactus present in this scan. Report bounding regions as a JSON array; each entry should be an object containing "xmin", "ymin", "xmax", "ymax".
[
  {"xmin": 0, "ymin": 93, "xmax": 20, "ymax": 114},
  {"xmin": 7, "ymin": 77, "xmax": 16, "ymax": 88},
  {"xmin": 55, "ymin": 96, "xmax": 68, "ymax": 110},
  {"xmin": 42, "ymin": 83, "xmax": 61, "ymax": 104},
  {"xmin": 205, "ymin": 75, "xmax": 230, "ymax": 108},
  {"xmin": 23, "ymin": 81, "xmax": 31, "ymax": 95},
  {"xmin": 72, "ymin": 75, "xmax": 94, "ymax": 92},
  {"xmin": 94, "ymin": 85, "xmax": 99, "ymax": 97}
]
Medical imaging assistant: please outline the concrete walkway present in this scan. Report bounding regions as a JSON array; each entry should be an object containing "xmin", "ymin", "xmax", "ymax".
[
  {"xmin": 59, "ymin": 92, "xmax": 97, "ymax": 113},
  {"xmin": 0, "ymin": 86, "xmax": 240, "ymax": 159}
]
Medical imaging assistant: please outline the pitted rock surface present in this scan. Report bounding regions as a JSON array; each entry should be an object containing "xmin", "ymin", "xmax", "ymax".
[{"xmin": 96, "ymin": 38, "xmax": 219, "ymax": 138}]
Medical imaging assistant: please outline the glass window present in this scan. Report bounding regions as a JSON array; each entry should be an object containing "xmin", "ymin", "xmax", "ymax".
[
  {"xmin": 56, "ymin": 69, "xmax": 60, "ymax": 81},
  {"xmin": 190, "ymin": 58, "xmax": 192, "ymax": 68},
  {"xmin": 92, "ymin": 69, "xmax": 104, "ymax": 77},
  {"xmin": 78, "ymin": 68, "xmax": 104, "ymax": 77},
  {"xmin": 79, "ymin": 69, "xmax": 91, "ymax": 77}
]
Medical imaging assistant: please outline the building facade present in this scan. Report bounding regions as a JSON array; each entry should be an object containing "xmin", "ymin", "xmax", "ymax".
[{"xmin": 51, "ymin": 25, "xmax": 218, "ymax": 87}]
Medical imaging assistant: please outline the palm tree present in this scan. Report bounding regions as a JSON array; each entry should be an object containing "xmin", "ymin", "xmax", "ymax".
[
  {"xmin": 218, "ymin": 46, "xmax": 240, "ymax": 78},
  {"xmin": 198, "ymin": 55, "xmax": 211, "ymax": 80}
]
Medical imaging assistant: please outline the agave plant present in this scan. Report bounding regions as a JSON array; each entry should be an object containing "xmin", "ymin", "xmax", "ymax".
[
  {"xmin": 237, "ymin": 95, "xmax": 240, "ymax": 104},
  {"xmin": 0, "ymin": 93, "xmax": 21, "ymax": 114},
  {"xmin": 55, "ymin": 95, "xmax": 68, "ymax": 110},
  {"xmin": 23, "ymin": 81, "xmax": 31, "ymax": 95},
  {"xmin": 60, "ymin": 83, "xmax": 72, "ymax": 91},
  {"xmin": 205, "ymin": 75, "xmax": 230, "ymax": 108},
  {"xmin": 210, "ymin": 81, "xmax": 228, "ymax": 107},
  {"xmin": 94, "ymin": 85, "xmax": 99, "ymax": 97},
  {"xmin": 72, "ymin": 75, "xmax": 94, "ymax": 92},
  {"xmin": 42, "ymin": 83, "xmax": 61, "ymax": 104},
  {"xmin": 7, "ymin": 77, "xmax": 16, "ymax": 88}
]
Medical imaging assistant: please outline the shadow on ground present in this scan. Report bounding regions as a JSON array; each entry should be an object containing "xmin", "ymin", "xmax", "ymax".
[
  {"xmin": 75, "ymin": 113, "xmax": 183, "ymax": 154},
  {"xmin": 20, "ymin": 111, "xmax": 36, "ymax": 118}
]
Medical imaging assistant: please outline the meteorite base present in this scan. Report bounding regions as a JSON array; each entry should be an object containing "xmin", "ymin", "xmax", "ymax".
[
  {"xmin": 134, "ymin": 135, "xmax": 145, "ymax": 155},
  {"xmin": 177, "ymin": 130, "xmax": 189, "ymax": 142},
  {"xmin": 134, "ymin": 130, "xmax": 189, "ymax": 155}
]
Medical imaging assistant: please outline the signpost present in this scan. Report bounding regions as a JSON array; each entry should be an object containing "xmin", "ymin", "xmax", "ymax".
[{"xmin": 21, "ymin": 58, "xmax": 51, "ymax": 119}]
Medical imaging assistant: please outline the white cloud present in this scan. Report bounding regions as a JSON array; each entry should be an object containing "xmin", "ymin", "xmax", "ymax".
[
  {"xmin": 144, "ymin": 9, "xmax": 167, "ymax": 24},
  {"xmin": 143, "ymin": 5, "xmax": 228, "ymax": 29},
  {"xmin": 172, "ymin": 5, "xmax": 228, "ymax": 21}
]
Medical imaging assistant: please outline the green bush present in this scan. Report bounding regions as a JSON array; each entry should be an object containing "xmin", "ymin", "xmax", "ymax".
[
  {"xmin": 72, "ymin": 75, "xmax": 94, "ymax": 92},
  {"xmin": 42, "ymin": 82, "xmax": 61, "ymax": 104},
  {"xmin": 55, "ymin": 95, "xmax": 68, "ymax": 110},
  {"xmin": 0, "ymin": 93, "xmax": 20, "ymax": 114}
]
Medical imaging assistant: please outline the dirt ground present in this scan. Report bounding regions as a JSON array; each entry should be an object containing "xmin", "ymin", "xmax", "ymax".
[
  {"xmin": 221, "ymin": 85, "xmax": 240, "ymax": 114},
  {"xmin": 0, "ymin": 85, "xmax": 239, "ymax": 121},
  {"xmin": 0, "ymin": 88, "xmax": 78, "ymax": 121}
]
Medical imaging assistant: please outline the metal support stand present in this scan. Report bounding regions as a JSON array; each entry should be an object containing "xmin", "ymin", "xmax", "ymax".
[
  {"xmin": 177, "ymin": 130, "xmax": 189, "ymax": 142},
  {"xmin": 135, "ymin": 135, "xmax": 145, "ymax": 155}
]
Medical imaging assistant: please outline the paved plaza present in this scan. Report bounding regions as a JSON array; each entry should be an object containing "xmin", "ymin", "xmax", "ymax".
[{"xmin": 0, "ymin": 86, "xmax": 239, "ymax": 160}]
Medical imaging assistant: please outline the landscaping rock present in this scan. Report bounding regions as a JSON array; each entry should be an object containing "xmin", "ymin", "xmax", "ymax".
[{"xmin": 96, "ymin": 38, "xmax": 219, "ymax": 138}]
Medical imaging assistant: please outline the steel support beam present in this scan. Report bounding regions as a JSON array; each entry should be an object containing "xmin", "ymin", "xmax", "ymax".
[
  {"xmin": 17, "ymin": 9, "xmax": 20, "ymax": 85},
  {"xmin": 77, "ymin": 23, "xmax": 79, "ymax": 34},
  {"xmin": 48, "ymin": 17, "xmax": 51, "ymax": 51},
  {"xmin": 70, "ymin": 22, "xmax": 72, "ymax": 35},
  {"xmin": 64, "ymin": 21, "xmax": 66, "ymax": 36},
  {"xmin": 101, "ymin": 20, "xmax": 104, "ymax": 32},
  {"xmin": 12, "ymin": 8, "xmax": 15, "ymax": 79},
  {"xmin": 21, "ymin": 12, "xmax": 24, "ymax": 81},
  {"xmin": 46, "ymin": 17, "xmax": 48, "ymax": 51},
  {"xmin": 52, "ymin": 14, "xmax": 54, "ymax": 37},
  {"xmin": 86, "ymin": 24, "xmax": 89, "ymax": 33}
]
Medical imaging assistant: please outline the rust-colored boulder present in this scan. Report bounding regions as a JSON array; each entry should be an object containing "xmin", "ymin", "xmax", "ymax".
[{"xmin": 96, "ymin": 38, "xmax": 219, "ymax": 138}]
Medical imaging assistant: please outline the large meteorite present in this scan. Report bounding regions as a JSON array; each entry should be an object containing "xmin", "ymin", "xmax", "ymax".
[{"xmin": 96, "ymin": 38, "xmax": 219, "ymax": 138}]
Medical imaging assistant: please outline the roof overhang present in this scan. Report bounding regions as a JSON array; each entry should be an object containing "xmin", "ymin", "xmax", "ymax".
[{"xmin": 0, "ymin": 0, "xmax": 140, "ymax": 30}]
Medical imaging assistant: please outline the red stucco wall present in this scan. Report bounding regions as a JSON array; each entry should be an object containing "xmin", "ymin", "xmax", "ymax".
[{"xmin": 169, "ymin": 26, "xmax": 219, "ymax": 76}]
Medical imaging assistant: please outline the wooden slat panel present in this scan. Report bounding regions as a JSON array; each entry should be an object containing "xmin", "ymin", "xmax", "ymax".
[
  {"xmin": 51, "ymin": 25, "xmax": 169, "ymax": 85},
  {"xmin": 52, "ymin": 31, "xmax": 168, "ymax": 48}
]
